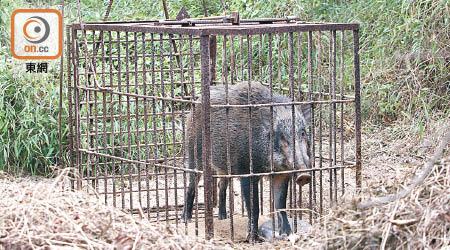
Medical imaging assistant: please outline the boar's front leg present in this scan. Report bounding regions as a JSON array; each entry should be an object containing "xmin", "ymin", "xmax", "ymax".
[
  {"xmin": 182, "ymin": 172, "xmax": 199, "ymax": 222},
  {"xmin": 240, "ymin": 176, "xmax": 261, "ymax": 242},
  {"xmin": 273, "ymin": 174, "xmax": 292, "ymax": 236},
  {"xmin": 218, "ymin": 178, "xmax": 229, "ymax": 220}
]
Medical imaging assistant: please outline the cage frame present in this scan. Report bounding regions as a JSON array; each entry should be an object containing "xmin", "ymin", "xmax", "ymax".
[{"xmin": 64, "ymin": 18, "xmax": 361, "ymax": 241}]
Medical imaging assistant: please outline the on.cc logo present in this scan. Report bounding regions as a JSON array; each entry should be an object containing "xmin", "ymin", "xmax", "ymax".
[
  {"xmin": 23, "ymin": 16, "xmax": 50, "ymax": 44},
  {"xmin": 11, "ymin": 9, "xmax": 62, "ymax": 60}
]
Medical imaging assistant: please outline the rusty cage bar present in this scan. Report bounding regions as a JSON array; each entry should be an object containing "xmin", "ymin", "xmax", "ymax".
[{"xmin": 65, "ymin": 17, "xmax": 361, "ymax": 241}]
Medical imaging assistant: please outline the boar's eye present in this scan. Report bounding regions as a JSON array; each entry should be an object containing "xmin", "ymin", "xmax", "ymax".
[{"xmin": 300, "ymin": 130, "xmax": 306, "ymax": 137}]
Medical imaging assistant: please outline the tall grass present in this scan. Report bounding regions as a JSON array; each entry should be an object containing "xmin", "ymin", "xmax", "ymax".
[
  {"xmin": 0, "ymin": 0, "xmax": 448, "ymax": 175},
  {"xmin": 295, "ymin": 0, "xmax": 449, "ymax": 122}
]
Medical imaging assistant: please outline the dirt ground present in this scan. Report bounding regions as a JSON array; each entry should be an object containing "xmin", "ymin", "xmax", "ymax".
[
  {"xmin": 70, "ymin": 116, "xmax": 448, "ymax": 247},
  {"xmin": 1, "ymin": 117, "xmax": 448, "ymax": 249}
]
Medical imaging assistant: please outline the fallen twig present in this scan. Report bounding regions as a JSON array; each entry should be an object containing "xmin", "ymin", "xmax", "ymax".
[{"xmin": 357, "ymin": 125, "xmax": 450, "ymax": 209}]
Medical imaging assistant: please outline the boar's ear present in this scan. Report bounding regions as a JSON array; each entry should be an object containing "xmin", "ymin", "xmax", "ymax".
[{"xmin": 301, "ymin": 104, "xmax": 312, "ymax": 125}]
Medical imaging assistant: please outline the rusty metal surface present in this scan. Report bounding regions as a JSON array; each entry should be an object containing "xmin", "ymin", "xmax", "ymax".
[
  {"xmin": 354, "ymin": 30, "xmax": 362, "ymax": 189},
  {"xmin": 200, "ymin": 35, "xmax": 214, "ymax": 239},
  {"xmin": 65, "ymin": 16, "xmax": 362, "ymax": 243},
  {"xmin": 71, "ymin": 22, "xmax": 359, "ymax": 36}
]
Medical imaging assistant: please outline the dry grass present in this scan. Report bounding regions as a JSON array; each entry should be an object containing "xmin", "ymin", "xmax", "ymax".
[
  {"xmin": 282, "ymin": 118, "xmax": 450, "ymax": 249},
  {"xmin": 288, "ymin": 154, "xmax": 449, "ymax": 249},
  {"xmin": 0, "ymin": 117, "xmax": 448, "ymax": 249},
  {"xmin": 0, "ymin": 170, "xmax": 232, "ymax": 250}
]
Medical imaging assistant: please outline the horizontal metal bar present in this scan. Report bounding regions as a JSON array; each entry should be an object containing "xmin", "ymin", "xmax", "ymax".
[
  {"xmin": 82, "ymin": 141, "xmax": 183, "ymax": 151},
  {"xmin": 79, "ymin": 149, "xmax": 354, "ymax": 179},
  {"xmin": 210, "ymin": 99, "xmax": 354, "ymax": 108},
  {"xmin": 75, "ymin": 53, "xmax": 200, "ymax": 60},
  {"xmin": 96, "ymin": 185, "xmax": 192, "ymax": 195},
  {"xmin": 78, "ymin": 93, "xmax": 197, "ymax": 105},
  {"xmin": 258, "ymin": 82, "xmax": 355, "ymax": 99},
  {"xmin": 198, "ymin": 22, "xmax": 360, "ymax": 35},
  {"xmin": 80, "ymin": 127, "xmax": 181, "ymax": 136},
  {"xmin": 126, "ymin": 203, "xmax": 205, "ymax": 215},
  {"xmin": 79, "ymin": 111, "xmax": 186, "ymax": 121},
  {"xmin": 314, "ymin": 155, "xmax": 355, "ymax": 165},
  {"xmin": 212, "ymin": 164, "xmax": 355, "ymax": 178},
  {"xmin": 80, "ymin": 158, "xmax": 184, "ymax": 168},
  {"xmin": 72, "ymin": 23, "xmax": 204, "ymax": 35},
  {"xmin": 71, "ymin": 22, "xmax": 360, "ymax": 36},
  {"xmin": 77, "ymin": 86, "xmax": 199, "ymax": 104},
  {"xmin": 77, "ymin": 68, "xmax": 201, "ymax": 75},
  {"xmin": 78, "ymin": 149, "xmax": 203, "ymax": 174},
  {"xmin": 77, "ymin": 37, "xmax": 200, "ymax": 44}
]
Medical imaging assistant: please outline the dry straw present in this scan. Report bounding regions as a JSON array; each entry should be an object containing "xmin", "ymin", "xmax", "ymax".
[
  {"xmin": 287, "ymin": 126, "xmax": 450, "ymax": 249},
  {"xmin": 0, "ymin": 122, "xmax": 448, "ymax": 249},
  {"xmin": 0, "ymin": 169, "xmax": 232, "ymax": 250}
]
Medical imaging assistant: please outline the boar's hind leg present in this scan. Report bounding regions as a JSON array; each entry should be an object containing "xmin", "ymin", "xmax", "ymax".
[
  {"xmin": 218, "ymin": 178, "xmax": 229, "ymax": 220},
  {"xmin": 240, "ymin": 176, "xmax": 261, "ymax": 242},
  {"xmin": 274, "ymin": 175, "xmax": 292, "ymax": 236},
  {"xmin": 182, "ymin": 172, "xmax": 199, "ymax": 222}
]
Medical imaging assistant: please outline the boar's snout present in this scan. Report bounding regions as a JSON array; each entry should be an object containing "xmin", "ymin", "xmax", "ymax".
[{"xmin": 296, "ymin": 174, "xmax": 311, "ymax": 186}]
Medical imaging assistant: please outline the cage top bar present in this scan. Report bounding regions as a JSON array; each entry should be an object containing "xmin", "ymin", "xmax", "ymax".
[{"xmin": 71, "ymin": 21, "xmax": 359, "ymax": 36}]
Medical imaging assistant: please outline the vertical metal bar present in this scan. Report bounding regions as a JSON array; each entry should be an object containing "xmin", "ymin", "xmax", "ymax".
[
  {"xmin": 125, "ymin": 32, "xmax": 134, "ymax": 213},
  {"xmin": 72, "ymin": 28, "xmax": 82, "ymax": 191},
  {"xmin": 230, "ymin": 36, "xmax": 236, "ymax": 85},
  {"xmin": 278, "ymin": 35, "xmax": 282, "ymax": 92},
  {"xmin": 258, "ymin": 34, "xmax": 264, "ymax": 217},
  {"xmin": 200, "ymin": 35, "xmax": 214, "ymax": 240},
  {"xmin": 317, "ymin": 31, "xmax": 323, "ymax": 215},
  {"xmin": 210, "ymin": 35, "xmax": 217, "ymax": 84},
  {"xmin": 75, "ymin": 35, "xmax": 83, "ymax": 191},
  {"xmin": 142, "ymin": 32, "xmax": 151, "ymax": 220},
  {"xmin": 210, "ymin": 34, "xmax": 218, "ymax": 208},
  {"xmin": 58, "ymin": 2, "xmax": 64, "ymax": 174},
  {"xmin": 328, "ymin": 30, "xmax": 334, "ymax": 205},
  {"xmin": 307, "ymin": 31, "xmax": 314, "ymax": 223},
  {"xmin": 188, "ymin": 35, "xmax": 199, "ymax": 235},
  {"xmin": 268, "ymin": 33, "xmax": 276, "ymax": 238},
  {"xmin": 353, "ymin": 29, "xmax": 362, "ymax": 189},
  {"xmin": 332, "ymin": 30, "xmax": 338, "ymax": 203},
  {"xmin": 340, "ymin": 31, "xmax": 345, "ymax": 195},
  {"xmin": 66, "ymin": 25, "xmax": 74, "ymax": 190},
  {"xmin": 179, "ymin": 34, "xmax": 187, "ymax": 232},
  {"xmin": 168, "ymin": 33, "xmax": 178, "ymax": 225},
  {"xmin": 297, "ymin": 32, "xmax": 303, "ymax": 101},
  {"xmin": 84, "ymin": 29, "xmax": 92, "ymax": 192},
  {"xmin": 134, "ymin": 32, "xmax": 142, "ymax": 208},
  {"xmin": 150, "ymin": 33, "xmax": 160, "ymax": 222},
  {"xmin": 296, "ymin": 32, "xmax": 303, "ymax": 220},
  {"xmin": 117, "ymin": 31, "xmax": 126, "ymax": 210},
  {"xmin": 223, "ymin": 34, "xmax": 234, "ymax": 241},
  {"xmin": 160, "ymin": 34, "xmax": 169, "ymax": 224},
  {"xmin": 259, "ymin": 34, "xmax": 263, "ymax": 85},
  {"xmin": 288, "ymin": 32, "xmax": 297, "ymax": 232},
  {"xmin": 108, "ymin": 30, "xmax": 117, "ymax": 208},
  {"xmin": 247, "ymin": 34, "xmax": 255, "ymax": 242},
  {"xmin": 240, "ymin": 38, "xmax": 244, "ymax": 218},
  {"xmin": 240, "ymin": 36, "xmax": 244, "ymax": 81},
  {"xmin": 92, "ymin": 30, "xmax": 100, "ymax": 194},
  {"xmin": 101, "ymin": 27, "xmax": 108, "ymax": 204}
]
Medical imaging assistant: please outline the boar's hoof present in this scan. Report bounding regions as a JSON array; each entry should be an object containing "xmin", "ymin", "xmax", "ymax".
[
  {"xmin": 246, "ymin": 232, "xmax": 265, "ymax": 243},
  {"xmin": 218, "ymin": 213, "xmax": 227, "ymax": 220},
  {"xmin": 296, "ymin": 174, "xmax": 312, "ymax": 187}
]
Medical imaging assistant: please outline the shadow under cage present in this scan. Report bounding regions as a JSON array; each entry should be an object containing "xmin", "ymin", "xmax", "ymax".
[{"xmin": 65, "ymin": 16, "xmax": 361, "ymax": 242}]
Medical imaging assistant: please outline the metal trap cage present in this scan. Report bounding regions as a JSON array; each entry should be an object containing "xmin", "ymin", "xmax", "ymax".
[{"xmin": 65, "ymin": 14, "xmax": 361, "ymax": 241}]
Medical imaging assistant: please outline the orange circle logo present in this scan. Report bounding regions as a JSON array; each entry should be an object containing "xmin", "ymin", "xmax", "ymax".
[{"xmin": 23, "ymin": 16, "xmax": 50, "ymax": 44}]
